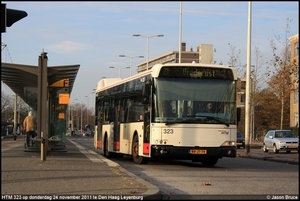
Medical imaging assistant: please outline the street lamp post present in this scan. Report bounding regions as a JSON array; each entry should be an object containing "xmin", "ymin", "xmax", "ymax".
[
  {"xmin": 86, "ymin": 96, "xmax": 89, "ymax": 126},
  {"xmin": 71, "ymin": 103, "xmax": 73, "ymax": 131},
  {"xmin": 85, "ymin": 90, "xmax": 95, "ymax": 126},
  {"xmin": 119, "ymin": 55, "xmax": 144, "ymax": 76},
  {"xmin": 67, "ymin": 104, "xmax": 70, "ymax": 131},
  {"xmin": 109, "ymin": 66, "xmax": 130, "ymax": 78},
  {"xmin": 133, "ymin": 34, "xmax": 164, "ymax": 70},
  {"xmin": 80, "ymin": 102, "xmax": 82, "ymax": 133},
  {"xmin": 80, "ymin": 96, "xmax": 86, "ymax": 134},
  {"xmin": 73, "ymin": 99, "xmax": 78, "ymax": 132},
  {"xmin": 251, "ymin": 65, "xmax": 256, "ymax": 141}
]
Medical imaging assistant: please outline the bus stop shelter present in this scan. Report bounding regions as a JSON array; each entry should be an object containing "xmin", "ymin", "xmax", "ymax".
[{"xmin": 1, "ymin": 52, "xmax": 80, "ymax": 154}]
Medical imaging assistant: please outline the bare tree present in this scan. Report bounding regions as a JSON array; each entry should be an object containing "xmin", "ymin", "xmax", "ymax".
[
  {"xmin": 1, "ymin": 88, "xmax": 29, "ymax": 125},
  {"xmin": 250, "ymin": 46, "xmax": 269, "ymax": 141},
  {"xmin": 227, "ymin": 43, "xmax": 243, "ymax": 77},
  {"xmin": 266, "ymin": 18, "xmax": 297, "ymax": 129},
  {"xmin": 1, "ymin": 90, "xmax": 13, "ymax": 113}
]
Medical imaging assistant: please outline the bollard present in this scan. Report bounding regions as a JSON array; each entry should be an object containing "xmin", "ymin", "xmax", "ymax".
[{"xmin": 41, "ymin": 132, "xmax": 46, "ymax": 161}]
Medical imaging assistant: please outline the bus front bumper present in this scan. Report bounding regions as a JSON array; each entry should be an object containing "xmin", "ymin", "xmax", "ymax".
[{"xmin": 151, "ymin": 145, "xmax": 236, "ymax": 159}]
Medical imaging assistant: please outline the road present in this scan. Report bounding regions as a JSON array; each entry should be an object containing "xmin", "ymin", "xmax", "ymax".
[{"xmin": 75, "ymin": 136, "xmax": 299, "ymax": 200}]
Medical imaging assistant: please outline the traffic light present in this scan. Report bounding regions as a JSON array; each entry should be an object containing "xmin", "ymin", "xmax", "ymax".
[{"xmin": 1, "ymin": 3, "xmax": 27, "ymax": 33}]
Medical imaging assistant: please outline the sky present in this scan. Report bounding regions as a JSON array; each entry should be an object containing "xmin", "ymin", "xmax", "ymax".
[{"xmin": 1, "ymin": 1, "xmax": 299, "ymax": 108}]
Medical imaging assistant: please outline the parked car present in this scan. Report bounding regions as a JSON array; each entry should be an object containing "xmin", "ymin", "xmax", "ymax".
[
  {"xmin": 236, "ymin": 131, "xmax": 245, "ymax": 149},
  {"xmin": 263, "ymin": 130, "xmax": 299, "ymax": 153}
]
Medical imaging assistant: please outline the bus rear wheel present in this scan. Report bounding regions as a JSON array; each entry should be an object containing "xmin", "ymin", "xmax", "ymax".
[
  {"xmin": 104, "ymin": 136, "xmax": 114, "ymax": 158},
  {"xmin": 132, "ymin": 135, "xmax": 149, "ymax": 164}
]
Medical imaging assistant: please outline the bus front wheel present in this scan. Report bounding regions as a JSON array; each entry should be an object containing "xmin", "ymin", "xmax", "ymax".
[{"xmin": 132, "ymin": 135, "xmax": 149, "ymax": 164}]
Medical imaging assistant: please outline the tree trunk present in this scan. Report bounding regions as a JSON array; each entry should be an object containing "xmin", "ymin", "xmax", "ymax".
[{"xmin": 280, "ymin": 90, "xmax": 284, "ymax": 130}]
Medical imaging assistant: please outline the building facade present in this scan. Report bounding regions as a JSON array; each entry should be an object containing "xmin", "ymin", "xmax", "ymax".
[
  {"xmin": 289, "ymin": 33, "xmax": 299, "ymax": 128},
  {"xmin": 136, "ymin": 43, "xmax": 214, "ymax": 73}
]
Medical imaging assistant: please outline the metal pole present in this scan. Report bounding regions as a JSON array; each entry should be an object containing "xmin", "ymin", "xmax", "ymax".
[
  {"xmin": 133, "ymin": 34, "xmax": 163, "ymax": 71},
  {"xmin": 73, "ymin": 99, "xmax": 77, "ymax": 131},
  {"xmin": 245, "ymin": 1, "xmax": 252, "ymax": 154},
  {"xmin": 38, "ymin": 52, "xmax": 48, "ymax": 161},
  {"xmin": 71, "ymin": 104, "xmax": 73, "ymax": 132},
  {"xmin": 17, "ymin": 101, "xmax": 20, "ymax": 127},
  {"xmin": 253, "ymin": 101, "xmax": 255, "ymax": 140},
  {"xmin": 13, "ymin": 94, "xmax": 17, "ymax": 140},
  {"xmin": 253, "ymin": 65, "xmax": 256, "ymax": 141},
  {"xmin": 86, "ymin": 96, "xmax": 89, "ymax": 126},
  {"xmin": 119, "ymin": 55, "xmax": 143, "ymax": 76},
  {"xmin": 67, "ymin": 104, "xmax": 69, "ymax": 131},
  {"xmin": 178, "ymin": 1, "xmax": 182, "ymax": 63},
  {"xmin": 80, "ymin": 102, "xmax": 82, "ymax": 133}
]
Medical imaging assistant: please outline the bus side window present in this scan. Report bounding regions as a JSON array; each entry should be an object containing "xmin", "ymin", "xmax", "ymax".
[
  {"xmin": 107, "ymin": 100, "xmax": 115, "ymax": 123},
  {"xmin": 120, "ymin": 99, "xmax": 126, "ymax": 123},
  {"xmin": 102, "ymin": 101, "xmax": 108, "ymax": 123},
  {"xmin": 124, "ymin": 99, "xmax": 130, "ymax": 123},
  {"xmin": 116, "ymin": 100, "xmax": 122, "ymax": 123}
]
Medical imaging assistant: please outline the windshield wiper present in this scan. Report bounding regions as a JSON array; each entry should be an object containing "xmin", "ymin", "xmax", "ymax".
[
  {"xmin": 164, "ymin": 117, "xmax": 229, "ymax": 127},
  {"xmin": 165, "ymin": 118, "xmax": 200, "ymax": 125}
]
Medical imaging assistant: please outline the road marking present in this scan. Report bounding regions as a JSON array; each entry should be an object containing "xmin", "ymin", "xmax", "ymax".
[{"xmin": 68, "ymin": 138, "xmax": 119, "ymax": 167}]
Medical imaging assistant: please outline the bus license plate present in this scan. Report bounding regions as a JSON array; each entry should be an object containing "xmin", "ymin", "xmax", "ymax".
[{"xmin": 190, "ymin": 149, "xmax": 207, "ymax": 154}]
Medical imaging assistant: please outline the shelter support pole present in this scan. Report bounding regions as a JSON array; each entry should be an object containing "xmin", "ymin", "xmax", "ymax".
[{"xmin": 38, "ymin": 52, "xmax": 48, "ymax": 161}]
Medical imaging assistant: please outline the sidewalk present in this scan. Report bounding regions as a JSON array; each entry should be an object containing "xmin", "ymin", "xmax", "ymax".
[
  {"xmin": 236, "ymin": 142, "xmax": 299, "ymax": 165},
  {"xmin": 1, "ymin": 136, "xmax": 160, "ymax": 200}
]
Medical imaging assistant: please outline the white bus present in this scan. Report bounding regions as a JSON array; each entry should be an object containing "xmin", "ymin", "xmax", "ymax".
[{"xmin": 94, "ymin": 63, "xmax": 240, "ymax": 166}]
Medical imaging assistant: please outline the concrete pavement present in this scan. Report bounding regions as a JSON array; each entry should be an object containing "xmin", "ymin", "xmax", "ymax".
[
  {"xmin": 1, "ymin": 135, "xmax": 160, "ymax": 200},
  {"xmin": 1, "ymin": 134, "xmax": 298, "ymax": 200}
]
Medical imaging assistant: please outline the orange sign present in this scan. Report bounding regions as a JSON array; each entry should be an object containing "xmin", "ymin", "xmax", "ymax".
[
  {"xmin": 59, "ymin": 113, "xmax": 65, "ymax": 119},
  {"xmin": 59, "ymin": 94, "xmax": 69, "ymax": 104}
]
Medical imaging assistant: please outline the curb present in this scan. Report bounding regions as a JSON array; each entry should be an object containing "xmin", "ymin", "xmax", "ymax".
[
  {"xmin": 119, "ymin": 167, "xmax": 161, "ymax": 200},
  {"xmin": 238, "ymin": 153, "xmax": 299, "ymax": 165},
  {"xmin": 68, "ymin": 139, "xmax": 161, "ymax": 199}
]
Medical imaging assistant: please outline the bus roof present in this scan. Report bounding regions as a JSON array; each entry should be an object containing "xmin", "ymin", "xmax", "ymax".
[
  {"xmin": 95, "ymin": 70, "xmax": 152, "ymax": 92},
  {"xmin": 95, "ymin": 63, "xmax": 236, "ymax": 92},
  {"xmin": 96, "ymin": 78, "xmax": 122, "ymax": 91}
]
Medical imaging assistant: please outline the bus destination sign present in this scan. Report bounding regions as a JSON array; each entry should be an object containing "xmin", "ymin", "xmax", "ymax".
[{"xmin": 159, "ymin": 66, "xmax": 234, "ymax": 79}]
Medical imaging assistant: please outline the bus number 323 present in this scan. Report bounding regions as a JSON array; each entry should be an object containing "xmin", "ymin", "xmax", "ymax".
[{"xmin": 163, "ymin": 129, "xmax": 174, "ymax": 134}]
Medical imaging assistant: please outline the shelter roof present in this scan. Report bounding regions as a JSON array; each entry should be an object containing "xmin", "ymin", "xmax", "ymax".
[{"xmin": 1, "ymin": 62, "xmax": 80, "ymax": 109}]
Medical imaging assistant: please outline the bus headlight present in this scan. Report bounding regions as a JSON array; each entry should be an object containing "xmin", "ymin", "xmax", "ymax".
[{"xmin": 222, "ymin": 141, "xmax": 236, "ymax": 146}]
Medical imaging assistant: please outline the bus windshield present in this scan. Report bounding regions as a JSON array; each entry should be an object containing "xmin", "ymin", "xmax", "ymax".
[{"xmin": 153, "ymin": 77, "xmax": 237, "ymax": 125}]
